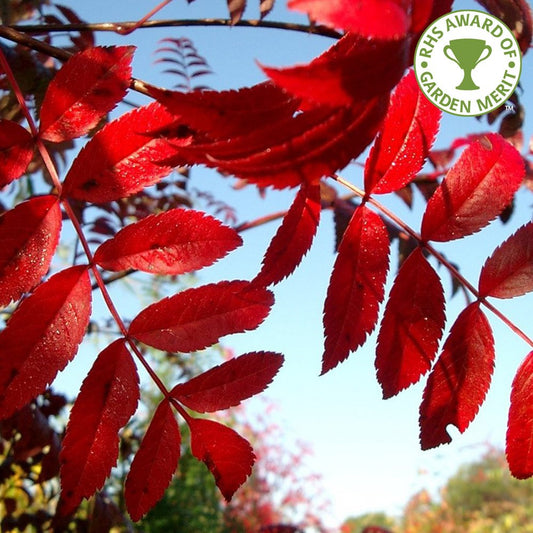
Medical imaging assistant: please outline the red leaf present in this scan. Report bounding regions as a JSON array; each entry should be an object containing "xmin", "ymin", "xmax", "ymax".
[
  {"xmin": 61, "ymin": 102, "xmax": 190, "ymax": 203},
  {"xmin": 124, "ymin": 400, "xmax": 180, "ymax": 522},
  {"xmin": 478, "ymin": 222, "xmax": 533, "ymax": 299},
  {"xmin": 171, "ymin": 351, "xmax": 283, "ymax": 412},
  {"xmin": 0, "ymin": 265, "xmax": 92, "ymax": 419},
  {"xmin": 506, "ymin": 350, "xmax": 533, "ymax": 478},
  {"xmin": 59, "ymin": 339, "xmax": 139, "ymax": 515},
  {"xmin": 421, "ymin": 134, "xmax": 525, "ymax": 242},
  {"xmin": 189, "ymin": 417, "xmax": 254, "ymax": 501},
  {"xmin": 287, "ymin": 0, "xmax": 409, "ymax": 37},
  {"xmin": 0, "ymin": 195, "xmax": 62, "ymax": 307},
  {"xmin": 0, "ymin": 120, "xmax": 34, "ymax": 186},
  {"xmin": 322, "ymin": 205, "xmax": 390, "ymax": 374},
  {"xmin": 364, "ymin": 70, "xmax": 441, "ymax": 195},
  {"xmin": 149, "ymin": 81, "xmax": 300, "ymax": 140},
  {"xmin": 477, "ymin": 0, "xmax": 532, "ymax": 53},
  {"xmin": 262, "ymin": 33, "xmax": 408, "ymax": 108},
  {"xmin": 419, "ymin": 302, "xmax": 495, "ymax": 450},
  {"xmin": 129, "ymin": 280, "xmax": 274, "ymax": 352},
  {"xmin": 94, "ymin": 208, "xmax": 242, "ymax": 275},
  {"xmin": 376, "ymin": 249, "xmax": 445, "ymax": 399},
  {"xmin": 254, "ymin": 183, "xmax": 321, "ymax": 286},
  {"xmin": 172, "ymin": 96, "xmax": 388, "ymax": 189},
  {"xmin": 39, "ymin": 46, "xmax": 134, "ymax": 142}
]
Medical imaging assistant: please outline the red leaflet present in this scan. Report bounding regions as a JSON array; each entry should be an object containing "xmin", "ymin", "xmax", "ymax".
[
  {"xmin": 129, "ymin": 280, "xmax": 274, "ymax": 352},
  {"xmin": 61, "ymin": 102, "xmax": 190, "ymax": 203},
  {"xmin": 171, "ymin": 351, "xmax": 284, "ymax": 412},
  {"xmin": 0, "ymin": 120, "xmax": 34, "ymax": 186},
  {"xmin": 60, "ymin": 339, "xmax": 139, "ymax": 515},
  {"xmin": 94, "ymin": 208, "xmax": 242, "ymax": 275},
  {"xmin": 376, "ymin": 249, "xmax": 445, "ymax": 399},
  {"xmin": 0, "ymin": 265, "xmax": 91, "ymax": 419},
  {"xmin": 263, "ymin": 33, "xmax": 407, "ymax": 108},
  {"xmin": 39, "ymin": 46, "xmax": 134, "ymax": 142},
  {"xmin": 0, "ymin": 195, "xmax": 62, "ymax": 307},
  {"xmin": 506, "ymin": 350, "xmax": 533, "ymax": 479},
  {"xmin": 477, "ymin": 0, "xmax": 532, "ymax": 53},
  {"xmin": 189, "ymin": 417, "xmax": 254, "ymax": 501},
  {"xmin": 149, "ymin": 81, "xmax": 300, "ymax": 140},
  {"xmin": 478, "ymin": 222, "xmax": 533, "ymax": 299},
  {"xmin": 419, "ymin": 302, "xmax": 495, "ymax": 450},
  {"xmin": 173, "ymin": 97, "xmax": 388, "ymax": 189},
  {"xmin": 322, "ymin": 205, "xmax": 390, "ymax": 374},
  {"xmin": 124, "ymin": 400, "xmax": 180, "ymax": 522},
  {"xmin": 421, "ymin": 134, "xmax": 525, "ymax": 242},
  {"xmin": 364, "ymin": 70, "xmax": 441, "ymax": 195},
  {"xmin": 287, "ymin": 0, "xmax": 409, "ymax": 37},
  {"xmin": 254, "ymin": 183, "xmax": 321, "ymax": 286}
]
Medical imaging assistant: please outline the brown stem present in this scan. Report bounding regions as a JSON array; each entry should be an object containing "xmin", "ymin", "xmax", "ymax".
[{"xmin": 8, "ymin": 18, "xmax": 341, "ymax": 39}]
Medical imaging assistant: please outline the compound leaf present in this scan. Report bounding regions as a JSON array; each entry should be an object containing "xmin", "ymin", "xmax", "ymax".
[
  {"xmin": 419, "ymin": 302, "xmax": 495, "ymax": 450},
  {"xmin": 0, "ymin": 195, "xmax": 62, "ymax": 307},
  {"xmin": 59, "ymin": 339, "xmax": 139, "ymax": 515},
  {"xmin": 189, "ymin": 417, "xmax": 254, "ymax": 501},
  {"xmin": 129, "ymin": 280, "xmax": 274, "ymax": 352},
  {"xmin": 171, "ymin": 351, "xmax": 284, "ymax": 412},
  {"xmin": 322, "ymin": 205, "xmax": 390, "ymax": 374},
  {"xmin": 125, "ymin": 400, "xmax": 180, "ymax": 522},
  {"xmin": 94, "ymin": 208, "xmax": 242, "ymax": 275},
  {"xmin": 39, "ymin": 46, "xmax": 135, "ymax": 142},
  {"xmin": 376, "ymin": 249, "xmax": 445, "ymax": 398},
  {"xmin": 0, "ymin": 265, "xmax": 92, "ymax": 420}
]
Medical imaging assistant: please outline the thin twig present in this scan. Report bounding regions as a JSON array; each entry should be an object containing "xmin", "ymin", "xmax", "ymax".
[{"xmin": 8, "ymin": 18, "xmax": 342, "ymax": 39}]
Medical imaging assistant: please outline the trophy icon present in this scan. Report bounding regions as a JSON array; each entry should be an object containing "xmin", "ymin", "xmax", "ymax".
[{"xmin": 443, "ymin": 39, "xmax": 492, "ymax": 90}]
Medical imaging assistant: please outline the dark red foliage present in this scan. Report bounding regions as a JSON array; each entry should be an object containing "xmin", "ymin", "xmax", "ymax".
[
  {"xmin": 0, "ymin": 1, "xmax": 531, "ymax": 523},
  {"xmin": 322, "ymin": 205, "xmax": 390, "ymax": 374},
  {"xmin": 61, "ymin": 101, "xmax": 191, "ymax": 202},
  {"xmin": 421, "ymin": 133, "xmax": 525, "ymax": 242},
  {"xmin": 59, "ymin": 340, "xmax": 139, "ymax": 515},
  {"xmin": 124, "ymin": 400, "xmax": 181, "ymax": 522},
  {"xmin": 0, "ymin": 266, "xmax": 92, "ymax": 419},
  {"xmin": 189, "ymin": 417, "xmax": 255, "ymax": 501},
  {"xmin": 0, "ymin": 195, "xmax": 61, "ymax": 307},
  {"xmin": 39, "ymin": 46, "xmax": 134, "ymax": 142},
  {"xmin": 94, "ymin": 208, "xmax": 242, "ymax": 275},
  {"xmin": 0, "ymin": 119, "xmax": 34, "ymax": 186},
  {"xmin": 506, "ymin": 350, "xmax": 533, "ymax": 478},
  {"xmin": 376, "ymin": 249, "xmax": 445, "ymax": 399},
  {"xmin": 128, "ymin": 280, "xmax": 274, "ymax": 352},
  {"xmin": 419, "ymin": 303, "xmax": 495, "ymax": 450},
  {"xmin": 171, "ymin": 351, "xmax": 283, "ymax": 412},
  {"xmin": 254, "ymin": 183, "xmax": 321, "ymax": 286}
]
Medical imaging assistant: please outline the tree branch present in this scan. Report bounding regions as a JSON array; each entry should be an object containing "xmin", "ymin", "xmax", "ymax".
[{"xmin": 8, "ymin": 18, "xmax": 342, "ymax": 39}]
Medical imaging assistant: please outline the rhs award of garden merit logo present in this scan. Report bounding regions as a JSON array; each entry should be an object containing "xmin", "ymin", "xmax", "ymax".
[{"xmin": 414, "ymin": 10, "xmax": 522, "ymax": 117}]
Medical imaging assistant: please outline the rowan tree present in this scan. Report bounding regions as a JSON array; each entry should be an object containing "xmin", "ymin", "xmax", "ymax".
[{"xmin": 0, "ymin": 0, "xmax": 532, "ymax": 530}]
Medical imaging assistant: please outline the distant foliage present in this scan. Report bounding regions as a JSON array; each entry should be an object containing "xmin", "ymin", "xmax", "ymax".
[{"xmin": 0, "ymin": 0, "xmax": 532, "ymax": 525}]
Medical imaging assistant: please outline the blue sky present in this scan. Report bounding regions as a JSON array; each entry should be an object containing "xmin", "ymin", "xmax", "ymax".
[{"xmin": 50, "ymin": 0, "xmax": 533, "ymax": 527}]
